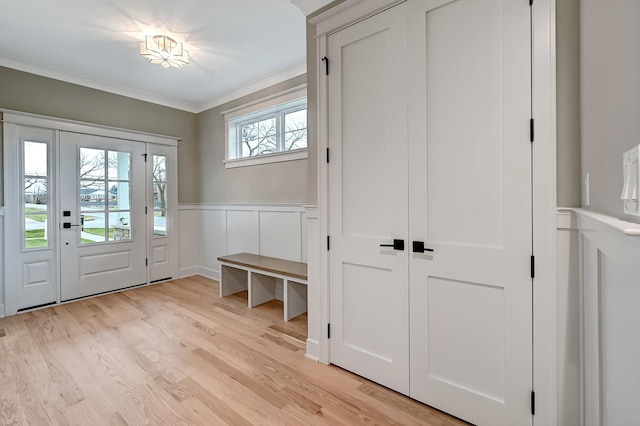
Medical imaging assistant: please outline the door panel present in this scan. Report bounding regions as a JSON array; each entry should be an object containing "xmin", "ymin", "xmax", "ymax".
[
  {"xmin": 328, "ymin": 3, "xmax": 409, "ymax": 394},
  {"xmin": 4, "ymin": 125, "xmax": 58, "ymax": 312},
  {"xmin": 59, "ymin": 132, "xmax": 147, "ymax": 300},
  {"xmin": 408, "ymin": 0, "xmax": 532, "ymax": 425},
  {"xmin": 147, "ymin": 144, "xmax": 178, "ymax": 282}
]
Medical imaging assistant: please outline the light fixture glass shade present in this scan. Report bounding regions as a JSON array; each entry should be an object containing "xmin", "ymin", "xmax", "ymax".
[{"xmin": 140, "ymin": 35, "xmax": 189, "ymax": 69}]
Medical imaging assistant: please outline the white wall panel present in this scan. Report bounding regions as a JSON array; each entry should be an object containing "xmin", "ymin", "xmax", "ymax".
[
  {"xmin": 178, "ymin": 207, "xmax": 200, "ymax": 278},
  {"xmin": 226, "ymin": 210, "xmax": 260, "ymax": 255},
  {"xmin": 572, "ymin": 209, "xmax": 640, "ymax": 426},
  {"xmin": 199, "ymin": 208, "xmax": 226, "ymax": 280},
  {"xmin": 259, "ymin": 211, "xmax": 302, "ymax": 262}
]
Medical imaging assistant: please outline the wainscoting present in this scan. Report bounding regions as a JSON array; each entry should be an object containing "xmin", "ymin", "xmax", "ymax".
[
  {"xmin": 557, "ymin": 208, "xmax": 640, "ymax": 426},
  {"xmin": 178, "ymin": 204, "xmax": 307, "ymax": 302}
]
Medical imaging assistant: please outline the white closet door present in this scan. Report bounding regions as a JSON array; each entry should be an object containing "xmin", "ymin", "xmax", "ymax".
[
  {"xmin": 407, "ymin": 1, "xmax": 532, "ymax": 425},
  {"xmin": 328, "ymin": 3, "xmax": 410, "ymax": 394}
]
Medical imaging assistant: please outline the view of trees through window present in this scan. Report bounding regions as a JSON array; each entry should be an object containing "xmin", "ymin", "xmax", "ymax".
[{"xmin": 237, "ymin": 107, "xmax": 307, "ymax": 159}]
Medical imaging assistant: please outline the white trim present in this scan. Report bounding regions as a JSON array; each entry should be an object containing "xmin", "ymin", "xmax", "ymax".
[
  {"xmin": 0, "ymin": 55, "xmax": 307, "ymax": 114},
  {"xmin": 310, "ymin": 0, "xmax": 404, "ymax": 37},
  {"xmin": 290, "ymin": 0, "xmax": 334, "ymax": 16},
  {"xmin": 178, "ymin": 266, "xmax": 201, "ymax": 279},
  {"xmin": 180, "ymin": 203, "xmax": 306, "ymax": 212},
  {"xmin": 221, "ymin": 85, "xmax": 307, "ymax": 117},
  {"xmin": 1, "ymin": 110, "xmax": 179, "ymax": 146},
  {"xmin": 532, "ymin": 0, "xmax": 558, "ymax": 424},
  {"xmin": 571, "ymin": 208, "xmax": 640, "ymax": 238},
  {"xmin": 198, "ymin": 266, "xmax": 219, "ymax": 281},
  {"xmin": 224, "ymin": 150, "xmax": 308, "ymax": 169},
  {"xmin": 0, "ymin": 304, "xmax": 4, "ymax": 318}
]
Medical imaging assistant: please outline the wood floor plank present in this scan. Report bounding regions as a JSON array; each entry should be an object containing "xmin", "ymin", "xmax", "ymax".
[{"xmin": 0, "ymin": 276, "xmax": 468, "ymax": 426}]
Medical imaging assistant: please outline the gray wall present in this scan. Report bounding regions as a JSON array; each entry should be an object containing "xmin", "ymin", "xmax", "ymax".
[
  {"xmin": 581, "ymin": 0, "xmax": 640, "ymax": 221},
  {"xmin": 195, "ymin": 74, "xmax": 308, "ymax": 204},
  {"xmin": 557, "ymin": 0, "xmax": 582, "ymax": 208},
  {"xmin": 0, "ymin": 66, "xmax": 199, "ymax": 204}
]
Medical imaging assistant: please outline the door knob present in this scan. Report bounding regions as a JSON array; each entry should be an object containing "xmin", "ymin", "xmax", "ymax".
[
  {"xmin": 380, "ymin": 239, "xmax": 404, "ymax": 251},
  {"xmin": 413, "ymin": 241, "xmax": 434, "ymax": 253}
]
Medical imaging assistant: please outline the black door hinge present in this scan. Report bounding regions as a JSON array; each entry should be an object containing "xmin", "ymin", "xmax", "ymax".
[
  {"xmin": 531, "ymin": 255, "xmax": 535, "ymax": 278},
  {"xmin": 327, "ymin": 323, "xmax": 331, "ymax": 339},
  {"xmin": 529, "ymin": 0, "xmax": 534, "ymax": 6},
  {"xmin": 326, "ymin": 147, "xmax": 330, "ymax": 163},
  {"xmin": 531, "ymin": 390, "xmax": 535, "ymax": 415},
  {"xmin": 321, "ymin": 56, "xmax": 329, "ymax": 75},
  {"xmin": 530, "ymin": 118, "xmax": 534, "ymax": 142},
  {"xmin": 143, "ymin": 153, "xmax": 148, "ymax": 162},
  {"xmin": 146, "ymin": 258, "xmax": 148, "ymax": 266},
  {"xmin": 327, "ymin": 235, "xmax": 330, "ymax": 250},
  {"xmin": 145, "ymin": 206, "xmax": 148, "ymax": 214}
]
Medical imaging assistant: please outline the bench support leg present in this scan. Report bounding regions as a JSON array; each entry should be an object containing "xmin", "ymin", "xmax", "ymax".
[
  {"xmin": 220, "ymin": 264, "xmax": 247, "ymax": 297},
  {"xmin": 249, "ymin": 272, "xmax": 277, "ymax": 308},
  {"xmin": 285, "ymin": 279, "xmax": 308, "ymax": 321}
]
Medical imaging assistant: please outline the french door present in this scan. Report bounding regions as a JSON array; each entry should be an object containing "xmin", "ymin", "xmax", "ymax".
[
  {"xmin": 59, "ymin": 132, "xmax": 147, "ymax": 301},
  {"xmin": 327, "ymin": 1, "xmax": 533, "ymax": 425},
  {"xmin": 4, "ymin": 114, "xmax": 179, "ymax": 314}
]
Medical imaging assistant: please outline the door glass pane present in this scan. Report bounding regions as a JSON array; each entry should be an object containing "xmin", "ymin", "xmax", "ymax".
[
  {"xmin": 80, "ymin": 148, "xmax": 105, "ymax": 180},
  {"xmin": 108, "ymin": 151, "xmax": 130, "ymax": 180},
  {"xmin": 153, "ymin": 155, "xmax": 168, "ymax": 238},
  {"xmin": 24, "ymin": 141, "xmax": 49, "ymax": 250},
  {"xmin": 110, "ymin": 212, "xmax": 131, "ymax": 241},
  {"xmin": 24, "ymin": 177, "xmax": 48, "ymax": 249},
  {"xmin": 108, "ymin": 182, "xmax": 130, "ymax": 210},
  {"xmin": 79, "ymin": 148, "xmax": 132, "ymax": 245},
  {"xmin": 81, "ymin": 212, "xmax": 106, "ymax": 243}
]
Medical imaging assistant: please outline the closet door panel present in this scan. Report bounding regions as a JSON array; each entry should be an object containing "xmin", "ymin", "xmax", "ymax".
[
  {"xmin": 408, "ymin": 0, "xmax": 532, "ymax": 425},
  {"xmin": 328, "ymin": 3, "xmax": 410, "ymax": 394}
]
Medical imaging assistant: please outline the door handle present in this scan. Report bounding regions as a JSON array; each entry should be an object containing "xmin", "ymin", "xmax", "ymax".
[
  {"xmin": 63, "ymin": 223, "xmax": 81, "ymax": 229},
  {"xmin": 380, "ymin": 239, "xmax": 404, "ymax": 251},
  {"xmin": 413, "ymin": 241, "xmax": 434, "ymax": 253}
]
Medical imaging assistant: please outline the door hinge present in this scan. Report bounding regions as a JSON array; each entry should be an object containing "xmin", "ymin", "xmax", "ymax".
[
  {"xmin": 529, "ymin": 0, "xmax": 534, "ymax": 6},
  {"xmin": 321, "ymin": 56, "xmax": 329, "ymax": 75},
  {"xmin": 530, "ymin": 118, "xmax": 534, "ymax": 142},
  {"xmin": 531, "ymin": 390, "xmax": 535, "ymax": 415},
  {"xmin": 145, "ymin": 206, "xmax": 148, "ymax": 214},
  {"xmin": 327, "ymin": 323, "xmax": 331, "ymax": 339},
  {"xmin": 531, "ymin": 255, "xmax": 535, "ymax": 278},
  {"xmin": 146, "ymin": 258, "xmax": 148, "ymax": 266},
  {"xmin": 326, "ymin": 147, "xmax": 330, "ymax": 163},
  {"xmin": 327, "ymin": 235, "xmax": 330, "ymax": 251},
  {"xmin": 143, "ymin": 153, "xmax": 148, "ymax": 162}
]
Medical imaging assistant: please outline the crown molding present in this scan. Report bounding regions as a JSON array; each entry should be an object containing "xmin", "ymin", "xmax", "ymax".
[
  {"xmin": 0, "ymin": 54, "xmax": 200, "ymax": 112},
  {"xmin": 289, "ymin": 0, "xmax": 334, "ymax": 16},
  {"xmin": 0, "ymin": 55, "xmax": 306, "ymax": 114}
]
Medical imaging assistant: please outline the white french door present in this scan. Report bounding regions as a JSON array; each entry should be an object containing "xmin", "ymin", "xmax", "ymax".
[
  {"xmin": 327, "ymin": 1, "xmax": 533, "ymax": 425},
  {"xmin": 328, "ymin": 3, "xmax": 409, "ymax": 394},
  {"xmin": 59, "ymin": 132, "xmax": 147, "ymax": 301}
]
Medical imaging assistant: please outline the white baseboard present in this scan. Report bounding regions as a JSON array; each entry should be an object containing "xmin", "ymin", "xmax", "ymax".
[
  {"xmin": 305, "ymin": 339, "xmax": 321, "ymax": 363},
  {"xmin": 178, "ymin": 266, "xmax": 201, "ymax": 279},
  {"xmin": 0, "ymin": 304, "xmax": 4, "ymax": 318},
  {"xmin": 199, "ymin": 267, "xmax": 219, "ymax": 281}
]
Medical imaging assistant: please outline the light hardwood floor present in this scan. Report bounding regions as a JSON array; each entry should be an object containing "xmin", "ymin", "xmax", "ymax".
[{"xmin": 0, "ymin": 276, "xmax": 469, "ymax": 425}]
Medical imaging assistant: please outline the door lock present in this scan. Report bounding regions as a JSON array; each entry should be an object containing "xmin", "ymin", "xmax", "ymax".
[
  {"xmin": 413, "ymin": 241, "xmax": 434, "ymax": 253},
  {"xmin": 380, "ymin": 239, "xmax": 405, "ymax": 251}
]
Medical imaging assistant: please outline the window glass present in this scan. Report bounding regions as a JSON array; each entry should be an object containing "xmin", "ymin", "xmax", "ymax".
[
  {"xmin": 152, "ymin": 155, "xmax": 168, "ymax": 237},
  {"xmin": 24, "ymin": 141, "xmax": 49, "ymax": 250}
]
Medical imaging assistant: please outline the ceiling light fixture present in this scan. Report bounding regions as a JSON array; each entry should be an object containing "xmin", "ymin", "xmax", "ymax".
[{"xmin": 140, "ymin": 35, "xmax": 189, "ymax": 69}]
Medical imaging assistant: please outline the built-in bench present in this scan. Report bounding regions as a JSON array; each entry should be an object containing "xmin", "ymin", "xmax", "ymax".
[{"xmin": 217, "ymin": 253, "xmax": 308, "ymax": 321}]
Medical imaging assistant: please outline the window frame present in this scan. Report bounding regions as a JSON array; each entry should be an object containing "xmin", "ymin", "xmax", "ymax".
[{"xmin": 223, "ymin": 86, "xmax": 308, "ymax": 168}]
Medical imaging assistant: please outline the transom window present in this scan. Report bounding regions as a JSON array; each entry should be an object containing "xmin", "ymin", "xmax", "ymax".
[{"xmin": 224, "ymin": 87, "xmax": 307, "ymax": 168}]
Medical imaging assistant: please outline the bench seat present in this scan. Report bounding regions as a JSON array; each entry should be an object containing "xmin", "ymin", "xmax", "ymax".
[{"xmin": 217, "ymin": 253, "xmax": 308, "ymax": 321}]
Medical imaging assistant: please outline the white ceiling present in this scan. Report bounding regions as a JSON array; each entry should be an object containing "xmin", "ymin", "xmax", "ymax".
[{"xmin": 0, "ymin": 0, "xmax": 330, "ymax": 113}]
